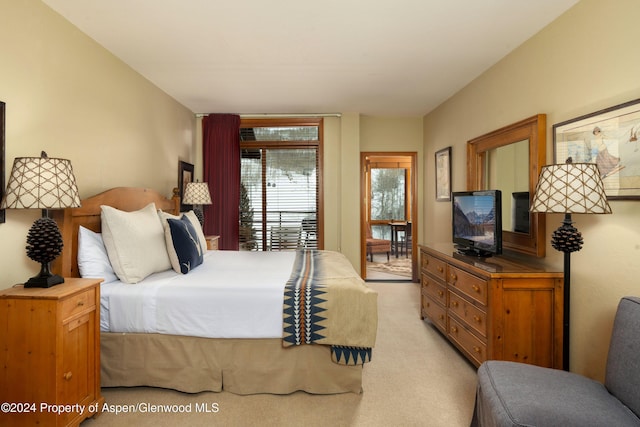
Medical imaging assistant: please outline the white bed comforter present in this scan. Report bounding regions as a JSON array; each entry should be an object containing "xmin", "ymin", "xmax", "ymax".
[{"xmin": 100, "ymin": 250, "xmax": 296, "ymax": 338}]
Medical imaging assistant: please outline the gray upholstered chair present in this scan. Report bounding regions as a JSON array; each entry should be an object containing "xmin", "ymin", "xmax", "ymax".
[{"xmin": 471, "ymin": 296, "xmax": 640, "ymax": 427}]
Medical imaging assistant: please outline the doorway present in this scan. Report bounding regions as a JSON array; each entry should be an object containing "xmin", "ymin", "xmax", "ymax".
[{"xmin": 360, "ymin": 152, "xmax": 418, "ymax": 282}]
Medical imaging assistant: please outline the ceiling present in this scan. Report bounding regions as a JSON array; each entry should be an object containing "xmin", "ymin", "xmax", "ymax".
[{"xmin": 42, "ymin": 0, "xmax": 579, "ymax": 117}]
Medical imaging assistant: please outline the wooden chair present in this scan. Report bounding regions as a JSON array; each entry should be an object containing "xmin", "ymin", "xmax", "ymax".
[
  {"xmin": 400, "ymin": 222, "xmax": 412, "ymax": 257},
  {"xmin": 366, "ymin": 222, "xmax": 391, "ymax": 262}
]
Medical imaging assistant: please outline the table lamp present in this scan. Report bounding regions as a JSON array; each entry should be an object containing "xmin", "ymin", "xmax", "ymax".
[
  {"xmin": 530, "ymin": 159, "xmax": 611, "ymax": 370},
  {"xmin": 0, "ymin": 151, "xmax": 81, "ymax": 287},
  {"xmin": 182, "ymin": 181, "xmax": 212, "ymax": 227}
]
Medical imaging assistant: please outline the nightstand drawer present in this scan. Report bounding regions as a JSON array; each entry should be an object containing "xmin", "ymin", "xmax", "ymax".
[{"xmin": 61, "ymin": 287, "xmax": 96, "ymax": 320}]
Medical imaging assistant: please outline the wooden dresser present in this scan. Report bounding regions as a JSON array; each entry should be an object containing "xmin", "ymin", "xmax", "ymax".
[
  {"xmin": 420, "ymin": 243, "xmax": 564, "ymax": 369},
  {"xmin": 0, "ymin": 278, "xmax": 104, "ymax": 426}
]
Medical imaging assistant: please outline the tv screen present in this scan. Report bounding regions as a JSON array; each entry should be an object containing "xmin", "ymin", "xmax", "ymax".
[{"xmin": 452, "ymin": 190, "xmax": 502, "ymax": 257}]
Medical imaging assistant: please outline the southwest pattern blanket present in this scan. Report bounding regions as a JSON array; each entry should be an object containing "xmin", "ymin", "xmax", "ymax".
[{"xmin": 283, "ymin": 250, "xmax": 378, "ymax": 365}]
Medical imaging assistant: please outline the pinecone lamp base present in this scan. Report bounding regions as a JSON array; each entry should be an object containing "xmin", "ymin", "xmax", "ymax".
[
  {"xmin": 24, "ymin": 216, "xmax": 65, "ymax": 288},
  {"xmin": 25, "ymin": 270, "xmax": 64, "ymax": 288}
]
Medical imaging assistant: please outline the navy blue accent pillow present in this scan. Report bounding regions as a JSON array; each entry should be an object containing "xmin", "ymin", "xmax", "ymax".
[{"xmin": 167, "ymin": 216, "xmax": 204, "ymax": 274}]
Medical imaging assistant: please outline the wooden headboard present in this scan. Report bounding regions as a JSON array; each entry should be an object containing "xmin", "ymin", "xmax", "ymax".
[{"xmin": 51, "ymin": 187, "xmax": 180, "ymax": 278}]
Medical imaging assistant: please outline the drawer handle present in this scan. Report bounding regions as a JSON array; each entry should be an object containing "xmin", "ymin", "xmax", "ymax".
[
  {"xmin": 77, "ymin": 300, "xmax": 84, "ymax": 307},
  {"xmin": 437, "ymin": 266, "xmax": 443, "ymax": 273},
  {"xmin": 450, "ymin": 273, "xmax": 457, "ymax": 281},
  {"xmin": 437, "ymin": 290, "xmax": 444, "ymax": 297},
  {"xmin": 473, "ymin": 346, "xmax": 482, "ymax": 354},
  {"xmin": 473, "ymin": 315, "xmax": 481, "ymax": 324},
  {"xmin": 451, "ymin": 326, "xmax": 458, "ymax": 333},
  {"xmin": 63, "ymin": 371, "xmax": 73, "ymax": 381},
  {"xmin": 439, "ymin": 314, "xmax": 445, "ymax": 320},
  {"xmin": 426, "ymin": 302, "xmax": 430, "ymax": 307},
  {"xmin": 451, "ymin": 300, "xmax": 459, "ymax": 307},
  {"xmin": 472, "ymin": 285, "xmax": 481, "ymax": 293}
]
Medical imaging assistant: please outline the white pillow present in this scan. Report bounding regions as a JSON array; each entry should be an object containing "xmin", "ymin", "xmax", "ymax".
[
  {"xmin": 101, "ymin": 203, "xmax": 171, "ymax": 284},
  {"xmin": 77, "ymin": 226, "xmax": 118, "ymax": 284},
  {"xmin": 157, "ymin": 210, "xmax": 208, "ymax": 252}
]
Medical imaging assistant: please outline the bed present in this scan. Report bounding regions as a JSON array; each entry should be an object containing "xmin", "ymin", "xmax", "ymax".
[{"xmin": 51, "ymin": 187, "xmax": 377, "ymax": 395}]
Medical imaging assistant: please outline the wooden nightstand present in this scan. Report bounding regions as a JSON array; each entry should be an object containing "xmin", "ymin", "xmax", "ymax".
[
  {"xmin": 206, "ymin": 235, "xmax": 220, "ymax": 250},
  {"xmin": 0, "ymin": 278, "xmax": 104, "ymax": 426}
]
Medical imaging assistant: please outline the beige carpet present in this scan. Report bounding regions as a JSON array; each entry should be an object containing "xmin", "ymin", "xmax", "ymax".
[{"xmin": 81, "ymin": 282, "xmax": 477, "ymax": 427}]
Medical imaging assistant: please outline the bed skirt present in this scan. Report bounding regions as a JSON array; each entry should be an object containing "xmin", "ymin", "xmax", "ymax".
[{"xmin": 100, "ymin": 332, "xmax": 364, "ymax": 395}]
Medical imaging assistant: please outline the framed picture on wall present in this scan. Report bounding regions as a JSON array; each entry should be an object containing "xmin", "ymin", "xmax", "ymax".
[
  {"xmin": 435, "ymin": 146, "xmax": 452, "ymax": 202},
  {"xmin": 554, "ymin": 98, "xmax": 640, "ymax": 200},
  {"xmin": 178, "ymin": 160, "xmax": 194, "ymax": 211}
]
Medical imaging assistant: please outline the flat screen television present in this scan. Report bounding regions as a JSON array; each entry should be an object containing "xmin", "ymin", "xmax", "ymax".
[{"xmin": 452, "ymin": 190, "xmax": 502, "ymax": 257}]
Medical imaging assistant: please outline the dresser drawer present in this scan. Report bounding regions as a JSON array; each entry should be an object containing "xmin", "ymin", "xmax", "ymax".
[
  {"xmin": 61, "ymin": 288, "xmax": 96, "ymax": 321},
  {"xmin": 447, "ymin": 266, "xmax": 487, "ymax": 306},
  {"xmin": 448, "ymin": 317, "xmax": 486, "ymax": 366},
  {"xmin": 448, "ymin": 290, "xmax": 487, "ymax": 338},
  {"xmin": 421, "ymin": 253, "xmax": 447, "ymax": 281},
  {"xmin": 423, "ymin": 295, "xmax": 447, "ymax": 333},
  {"xmin": 422, "ymin": 273, "xmax": 447, "ymax": 306}
]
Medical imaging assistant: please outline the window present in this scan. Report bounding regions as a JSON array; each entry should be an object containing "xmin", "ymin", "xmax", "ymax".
[
  {"xmin": 371, "ymin": 168, "xmax": 407, "ymax": 222},
  {"xmin": 365, "ymin": 155, "xmax": 412, "ymax": 241},
  {"xmin": 239, "ymin": 118, "xmax": 323, "ymax": 251}
]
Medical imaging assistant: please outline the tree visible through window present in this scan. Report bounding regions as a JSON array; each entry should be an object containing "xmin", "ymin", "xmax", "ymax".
[
  {"xmin": 239, "ymin": 119, "xmax": 322, "ymax": 251},
  {"xmin": 371, "ymin": 168, "xmax": 406, "ymax": 221}
]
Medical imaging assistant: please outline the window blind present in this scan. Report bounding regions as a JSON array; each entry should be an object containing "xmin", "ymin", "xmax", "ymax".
[{"xmin": 239, "ymin": 121, "xmax": 321, "ymax": 251}]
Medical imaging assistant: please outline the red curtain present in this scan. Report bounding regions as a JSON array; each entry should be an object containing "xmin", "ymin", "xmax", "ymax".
[{"xmin": 202, "ymin": 114, "xmax": 240, "ymax": 250}]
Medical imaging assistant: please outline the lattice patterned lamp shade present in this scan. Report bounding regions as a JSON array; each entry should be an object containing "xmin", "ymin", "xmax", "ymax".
[
  {"xmin": 0, "ymin": 152, "xmax": 81, "ymax": 288},
  {"xmin": 2, "ymin": 152, "xmax": 81, "ymax": 209},
  {"xmin": 530, "ymin": 162, "xmax": 611, "ymax": 215},
  {"xmin": 182, "ymin": 182, "xmax": 212, "ymax": 206},
  {"xmin": 182, "ymin": 181, "xmax": 211, "ymax": 227}
]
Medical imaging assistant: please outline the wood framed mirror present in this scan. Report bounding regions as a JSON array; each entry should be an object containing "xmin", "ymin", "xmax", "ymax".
[{"xmin": 467, "ymin": 114, "xmax": 546, "ymax": 257}]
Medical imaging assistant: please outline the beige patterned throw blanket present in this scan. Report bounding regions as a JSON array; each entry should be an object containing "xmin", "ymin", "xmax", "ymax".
[{"xmin": 283, "ymin": 250, "xmax": 378, "ymax": 365}]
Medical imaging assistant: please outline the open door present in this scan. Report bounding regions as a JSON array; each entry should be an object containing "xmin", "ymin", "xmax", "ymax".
[{"xmin": 360, "ymin": 152, "xmax": 418, "ymax": 282}]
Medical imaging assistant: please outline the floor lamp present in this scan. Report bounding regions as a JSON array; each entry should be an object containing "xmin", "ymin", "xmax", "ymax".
[{"xmin": 530, "ymin": 160, "xmax": 611, "ymax": 371}]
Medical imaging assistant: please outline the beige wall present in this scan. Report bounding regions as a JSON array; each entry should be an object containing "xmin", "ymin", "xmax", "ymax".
[
  {"xmin": 322, "ymin": 117, "xmax": 343, "ymax": 252},
  {"xmin": 423, "ymin": 0, "xmax": 640, "ymax": 380},
  {"xmin": 0, "ymin": 0, "xmax": 195, "ymax": 286},
  {"xmin": 321, "ymin": 115, "xmax": 423, "ymax": 269}
]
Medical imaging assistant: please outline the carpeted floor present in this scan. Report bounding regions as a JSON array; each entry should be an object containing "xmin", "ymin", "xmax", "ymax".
[{"xmin": 81, "ymin": 282, "xmax": 477, "ymax": 427}]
